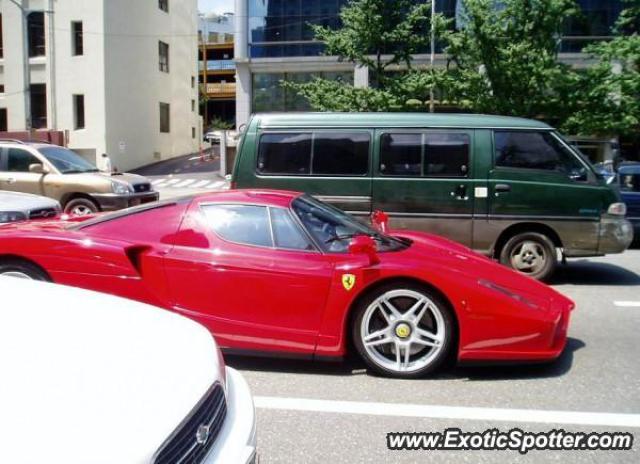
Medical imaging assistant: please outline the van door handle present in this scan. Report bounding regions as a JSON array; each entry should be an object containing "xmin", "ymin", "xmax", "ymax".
[
  {"xmin": 451, "ymin": 184, "xmax": 468, "ymax": 200},
  {"xmin": 495, "ymin": 184, "xmax": 511, "ymax": 193}
]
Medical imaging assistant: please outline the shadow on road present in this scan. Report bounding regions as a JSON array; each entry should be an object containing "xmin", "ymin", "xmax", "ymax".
[
  {"xmin": 224, "ymin": 337, "xmax": 585, "ymax": 381},
  {"xmin": 130, "ymin": 148, "xmax": 220, "ymax": 176},
  {"xmin": 549, "ymin": 260, "xmax": 640, "ymax": 286}
]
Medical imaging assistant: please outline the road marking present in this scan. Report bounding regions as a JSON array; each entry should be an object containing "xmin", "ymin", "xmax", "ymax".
[
  {"xmin": 192, "ymin": 180, "xmax": 211, "ymax": 188},
  {"xmin": 174, "ymin": 179, "xmax": 196, "ymax": 188},
  {"xmin": 163, "ymin": 179, "xmax": 181, "ymax": 186},
  {"xmin": 151, "ymin": 179, "xmax": 165, "ymax": 185},
  {"xmin": 614, "ymin": 301, "xmax": 640, "ymax": 308},
  {"xmin": 253, "ymin": 396, "xmax": 640, "ymax": 428}
]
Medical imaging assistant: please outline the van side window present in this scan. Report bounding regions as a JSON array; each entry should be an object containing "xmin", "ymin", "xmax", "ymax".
[
  {"xmin": 312, "ymin": 133, "xmax": 369, "ymax": 175},
  {"xmin": 380, "ymin": 133, "xmax": 469, "ymax": 177},
  {"xmin": 257, "ymin": 132, "xmax": 370, "ymax": 176},
  {"xmin": 495, "ymin": 131, "xmax": 583, "ymax": 174},
  {"xmin": 257, "ymin": 133, "xmax": 312, "ymax": 175}
]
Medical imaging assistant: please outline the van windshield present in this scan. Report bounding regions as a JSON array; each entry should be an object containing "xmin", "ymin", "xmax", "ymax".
[{"xmin": 40, "ymin": 147, "xmax": 100, "ymax": 174}]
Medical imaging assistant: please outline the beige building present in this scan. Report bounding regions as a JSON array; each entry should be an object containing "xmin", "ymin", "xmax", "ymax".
[{"xmin": 0, "ymin": 0, "xmax": 201, "ymax": 171}]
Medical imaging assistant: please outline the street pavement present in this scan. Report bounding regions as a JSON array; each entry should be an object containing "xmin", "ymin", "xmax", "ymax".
[
  {"xmin": 223, "ymin": 251, "xmax": 640, "ymax": 463},
  {"xmin": 131, "ymin": 146, "xmax": 228, "ymax": 200}
]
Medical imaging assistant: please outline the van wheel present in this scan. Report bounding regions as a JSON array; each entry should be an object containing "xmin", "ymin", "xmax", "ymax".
[
  {"xmin": 352, "ymin": 283, "xmax": 454, "ymax": 379},
  {"xmin": 500, "ymin": 232, "xmax": 557, "ymax": 281},
  {"xmin": 64, "ymin": 197, "xmax": 99, "ymax": 216}
]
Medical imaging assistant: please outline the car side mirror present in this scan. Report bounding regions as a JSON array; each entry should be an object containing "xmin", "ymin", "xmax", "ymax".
[
  {"xmin": 29, "ymin": 163, "xmax": 49, "ymax": 174},
  {"xmin": 348, "ymin": 235, "xmax": 379, "ymax": 265},
  {"xmin": 371, "ymin": 210, "xmax": 389, "ymax": 234}
]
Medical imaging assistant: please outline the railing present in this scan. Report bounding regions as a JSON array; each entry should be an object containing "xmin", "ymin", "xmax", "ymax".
[
  {"xmin": 199, "ymin": 60, "xmax": 236, "ymax": 72},
  {"xmin": 206, "ymin": 82, "xmax": 236, "ymax": 96}
]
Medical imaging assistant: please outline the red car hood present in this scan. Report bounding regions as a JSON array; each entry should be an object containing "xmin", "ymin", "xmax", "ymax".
[{"xmin": 389, "ymin": 230, "xmax": 572, "ymax": 309}]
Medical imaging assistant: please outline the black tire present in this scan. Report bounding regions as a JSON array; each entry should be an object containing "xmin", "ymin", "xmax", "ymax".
[
  {"xmin": 352, "ymin": 282, "xmax": 455, "ymax": 379},
  {"xmin": 64, "ymin": 197, "xmax": 99, "ymax": 216},
  {"xmin": 499, "ymin": 232, "xmax": 557, "ymax": 281},
  {"xmin": 0, "ymin": 259, "xmax": 51, "ymax": 281}
]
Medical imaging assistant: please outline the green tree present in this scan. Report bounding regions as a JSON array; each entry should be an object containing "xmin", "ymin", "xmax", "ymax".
[
  {"xmin": 283, "ymin": 0, "xmax": 443, "ymax": 111},
  {"xmin": 435, "ymin": 0, "xmax": 578, "ymax": 119},
  {"xmin": 561, "ymin": 0, "xmax": 640, "ymax": 136}
]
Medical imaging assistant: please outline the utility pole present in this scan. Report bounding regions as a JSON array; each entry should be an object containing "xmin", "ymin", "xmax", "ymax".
[
  {"xmin": 8, "ymin": 0, "xmax": 32, "ymax": 132},
  {"xmin": 429, "ymin": 0, "xmax": 436, "ymax": 113}
]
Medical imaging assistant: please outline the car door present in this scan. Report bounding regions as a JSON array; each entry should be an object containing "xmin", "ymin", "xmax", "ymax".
[
  {"xmin": 250, "ymin": 130, "xmax": 373, "ymax": 217},
  {"xmin": 163, "ymin": 201, "xmax": 334, "ymax": 354},
  {"xmin": 488, "ymin": 130, "xmax": 603, "ymax": 253},
  {"xmin": 0, "ymin": 147, "xmax": 47, "ymax": 195},
  {"xmin": 371, "ymin": 129, "xmax": 476, "ymax": 246}
]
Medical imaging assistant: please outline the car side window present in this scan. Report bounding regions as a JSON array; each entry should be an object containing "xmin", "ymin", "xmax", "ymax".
[
  {"xmin": 620, "ymin": 174, "xmax": 640, "ymax": 192},
  {"xmin": 269, "ymin": 208, "xmax": 314, "ymax": 251},
  {"xmin": 201, "ymin": 204, "xmax": 272, "ymax": 248},
  {"xmin": 257, "ymin": 132, "xmax": 370, "ymax": 176},
  {"xmin": 380, "ymin": 132, "xmax": 469, "ymax": 177},
  {"xmin": 6, "ymin": 148, "xmax": 40, "ymax": 172},
  {"xmin": 495, "ymin": 131, "xmax": 584, "ymax": 176}
]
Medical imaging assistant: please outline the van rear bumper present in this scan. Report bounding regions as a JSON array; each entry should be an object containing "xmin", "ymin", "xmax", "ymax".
[{"xmin": 597, "ymin": 216, "xmax": 634, "ymax": 254}]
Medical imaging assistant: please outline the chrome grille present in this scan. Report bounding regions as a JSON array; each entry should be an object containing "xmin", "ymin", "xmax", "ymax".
[
  {"xmin": 29, "ymin": 207, "xmax": 58, "ymax": 219},
  {"xmin": 133, "ymin": 183, "xmax": 152, "ymax": 193},
  {"xmin": 153, "ymin": 383, "xmax": 226, "ymax": 464}
]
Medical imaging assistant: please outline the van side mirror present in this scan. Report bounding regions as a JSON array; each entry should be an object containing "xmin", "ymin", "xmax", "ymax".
[
  {"xmin": 371, "ymin": 210, "xmax": 389, "ymax": 234},
  {"xmin": 29, "ymin": 163, "xmax": 49, "ymax": 174},
  {"xmin": 348, "ymin": 235, "xmax": 379, "ymax": 265}
]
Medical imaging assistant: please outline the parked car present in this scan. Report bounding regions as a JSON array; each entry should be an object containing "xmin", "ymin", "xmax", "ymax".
[
  {"xmin": 0, "ymin": 276, "xmax": 257, "ymax": 464},
  {"xmin": 231, "ymin": 113, "xmax": 633, "ymax": 280},
  {"xmin": 0, "ymin": 190, "xmax": 575, "ymax": 378},
  {"xmin": 0, "ymin": 190, "xmax": 61, "ymax": 224},
  {"xmin": 0, "ymin": 140, "xmax": 158, "ymax": 215},
  {"xmin": 617, "ymin": 163, "xmax": 640, "ymax": 241}
]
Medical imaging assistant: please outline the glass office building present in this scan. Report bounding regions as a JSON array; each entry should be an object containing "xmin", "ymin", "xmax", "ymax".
[{"xmin": 236, "ymin": 0, "xmax": 626, "ymax": 126}]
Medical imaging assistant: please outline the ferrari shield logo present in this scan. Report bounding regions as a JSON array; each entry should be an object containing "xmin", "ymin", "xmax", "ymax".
[{"xmin": 342, "ymin": 274, "xmax": 356, "ymax": 291}]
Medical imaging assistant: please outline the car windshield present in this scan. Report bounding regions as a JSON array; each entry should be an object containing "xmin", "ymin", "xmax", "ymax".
[
  {"xmin": 291, "ymin": 195, "xmax": 407, "ymax": 253},
  {"xmin": 39, "ymin": 146, "xmax": 100, "ymax": 174}
]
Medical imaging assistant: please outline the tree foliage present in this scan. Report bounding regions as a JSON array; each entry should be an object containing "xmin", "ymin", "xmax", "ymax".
[{"xmin": 282, "ymin": 0, "xmax": 444, "ymax": 112}]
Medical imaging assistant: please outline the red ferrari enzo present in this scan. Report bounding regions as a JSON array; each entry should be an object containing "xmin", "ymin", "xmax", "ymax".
[{"xmin": 0, "ymin": 190, "xmax": 574, "ymax": 378}]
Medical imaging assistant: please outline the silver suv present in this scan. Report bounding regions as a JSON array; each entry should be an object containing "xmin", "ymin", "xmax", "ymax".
[{"xmin": 0, "ymin": 140, "xmax": 158, "ymax": 215}]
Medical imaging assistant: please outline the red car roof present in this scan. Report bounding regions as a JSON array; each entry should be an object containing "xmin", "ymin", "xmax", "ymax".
[{"xmin": 192, "ymin": 189, "xmax": 304, "ymax": 208}]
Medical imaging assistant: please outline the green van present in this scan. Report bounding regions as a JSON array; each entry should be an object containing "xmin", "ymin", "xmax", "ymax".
[{"xmin": 231, "ymin": 113, "xmax": 633, "ymax": 280}]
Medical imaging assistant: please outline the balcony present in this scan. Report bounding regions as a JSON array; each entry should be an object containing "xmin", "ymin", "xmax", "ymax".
[
  {"xmin": 199, "ymin": 59, "xmax": 236, "ymax": 72},
  {"xmin": 206, "ymin": 82, "xmax": 236, "ymax": 98}
]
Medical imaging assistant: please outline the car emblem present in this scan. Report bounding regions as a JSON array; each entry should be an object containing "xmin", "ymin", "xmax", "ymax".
[
  {"xmin": 195, "ymin": 424, "xmax": 210, "ymax": 445},
  {"xmin": 395, "ymin": 323, "xmax": 411, "ymax": 339},
  {"xmin": 342, "ymin": 274, "xmax": 356, "ymax": 291}
]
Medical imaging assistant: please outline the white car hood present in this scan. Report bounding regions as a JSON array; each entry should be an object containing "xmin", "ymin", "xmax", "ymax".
[
  {"xmin": 0, "ymin": 191, "xmax": 60, "ymax": 212},
  {"xmin": 0, "ymin": 278, "xmax": 223, "ymax": 464}
]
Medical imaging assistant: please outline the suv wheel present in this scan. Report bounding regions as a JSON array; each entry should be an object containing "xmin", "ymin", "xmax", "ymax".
[
  {"xmin": 499, "ymin": 232, "xmax": 557, "ymax": 281},
  {"xmin": 64, "ymin": 198, "xmax": 99, "ymax": 216}
]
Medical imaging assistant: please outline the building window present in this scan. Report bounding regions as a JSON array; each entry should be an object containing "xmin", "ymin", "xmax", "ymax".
[
  {"xmin": 159, "ymin": 103, "xmax": 170, "ymax": 133},
  {"xmin": 73, "ymin": 94, "xmax": 85, "ymax": 130},
  {"xmin": 159, "ymin": 41, "xmax": 169, "ymax": 72},
  {"xmin": 28, "ymin": 12, "xmax": 46, "ymax": 57},
  {"xmin": 191, "ymin": 99, "xmax": 196, "ymax": 112},
  {"xmin": 30, "ymin": 83, "xmax": 47, "ymax": 129},
  {"xmin": 192, "ymin": 127, "xmax": 196, "ymax": 139},
  {"xmin": 0, "ymin": 108, "xmax": 7, "ymax": 132},
  {"xmin": 159, "ymin": 0, "xmax": 169, "ymax": 13},
  {"xmin": 72, "ymin": 21, "xmax": 83, "ymax": 56},
  {"xmin": 191, "ymin": 76, "xmax": 195, "ymax": 88},
  {"xmin": 0, "ymin": 84, "xmax": 4, "ymax": 94}
]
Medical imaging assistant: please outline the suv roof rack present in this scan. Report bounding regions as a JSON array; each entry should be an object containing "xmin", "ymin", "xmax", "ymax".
[
  {"xmin": 0, "ymin": 139, "xmax": 55, "ymax": 145},
  {"xmin": 0, "ymin": 139, "xmax": 27, "ymax": 144}
]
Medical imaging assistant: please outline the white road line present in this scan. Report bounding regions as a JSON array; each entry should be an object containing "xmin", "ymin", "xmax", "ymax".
[
  {"xmin": 173, "ymin": 179, "xmax": 197, "ymax": 188},
  {"xmin": 614, "ymin": 301, "xmax": 640, "ymax": 308},
  {"xmin": 192, "ymin": 180, "xmax": 211, "ymax": 188},
  {"xmin": 253, "ymin": 396, "xmax": 640, "ymax": 428},
  {"xmin": 163, "ymin": 179, "xmax": 181, "ymax": 186},
  {"xmin": 151, "ymin": 179, "xmax": 166, "ymax": 185}
]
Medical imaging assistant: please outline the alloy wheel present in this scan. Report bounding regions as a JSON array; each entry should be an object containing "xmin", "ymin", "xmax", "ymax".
[
  {"xmin": 360, "ymin": 289, "xmax": 446, "ymax": 374},
  {"xmin": 0, "ymin": 271, "xmax": 33, "ymax": 280},
  {"xmin": 509, "ymin": 240, "xmax": 546, "ymax": 275}
]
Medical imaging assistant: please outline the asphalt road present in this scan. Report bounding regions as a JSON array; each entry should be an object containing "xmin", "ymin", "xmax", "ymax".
[{"xmin": 225, "ymin": 250, "xmax": 640, "ymax": 463}]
